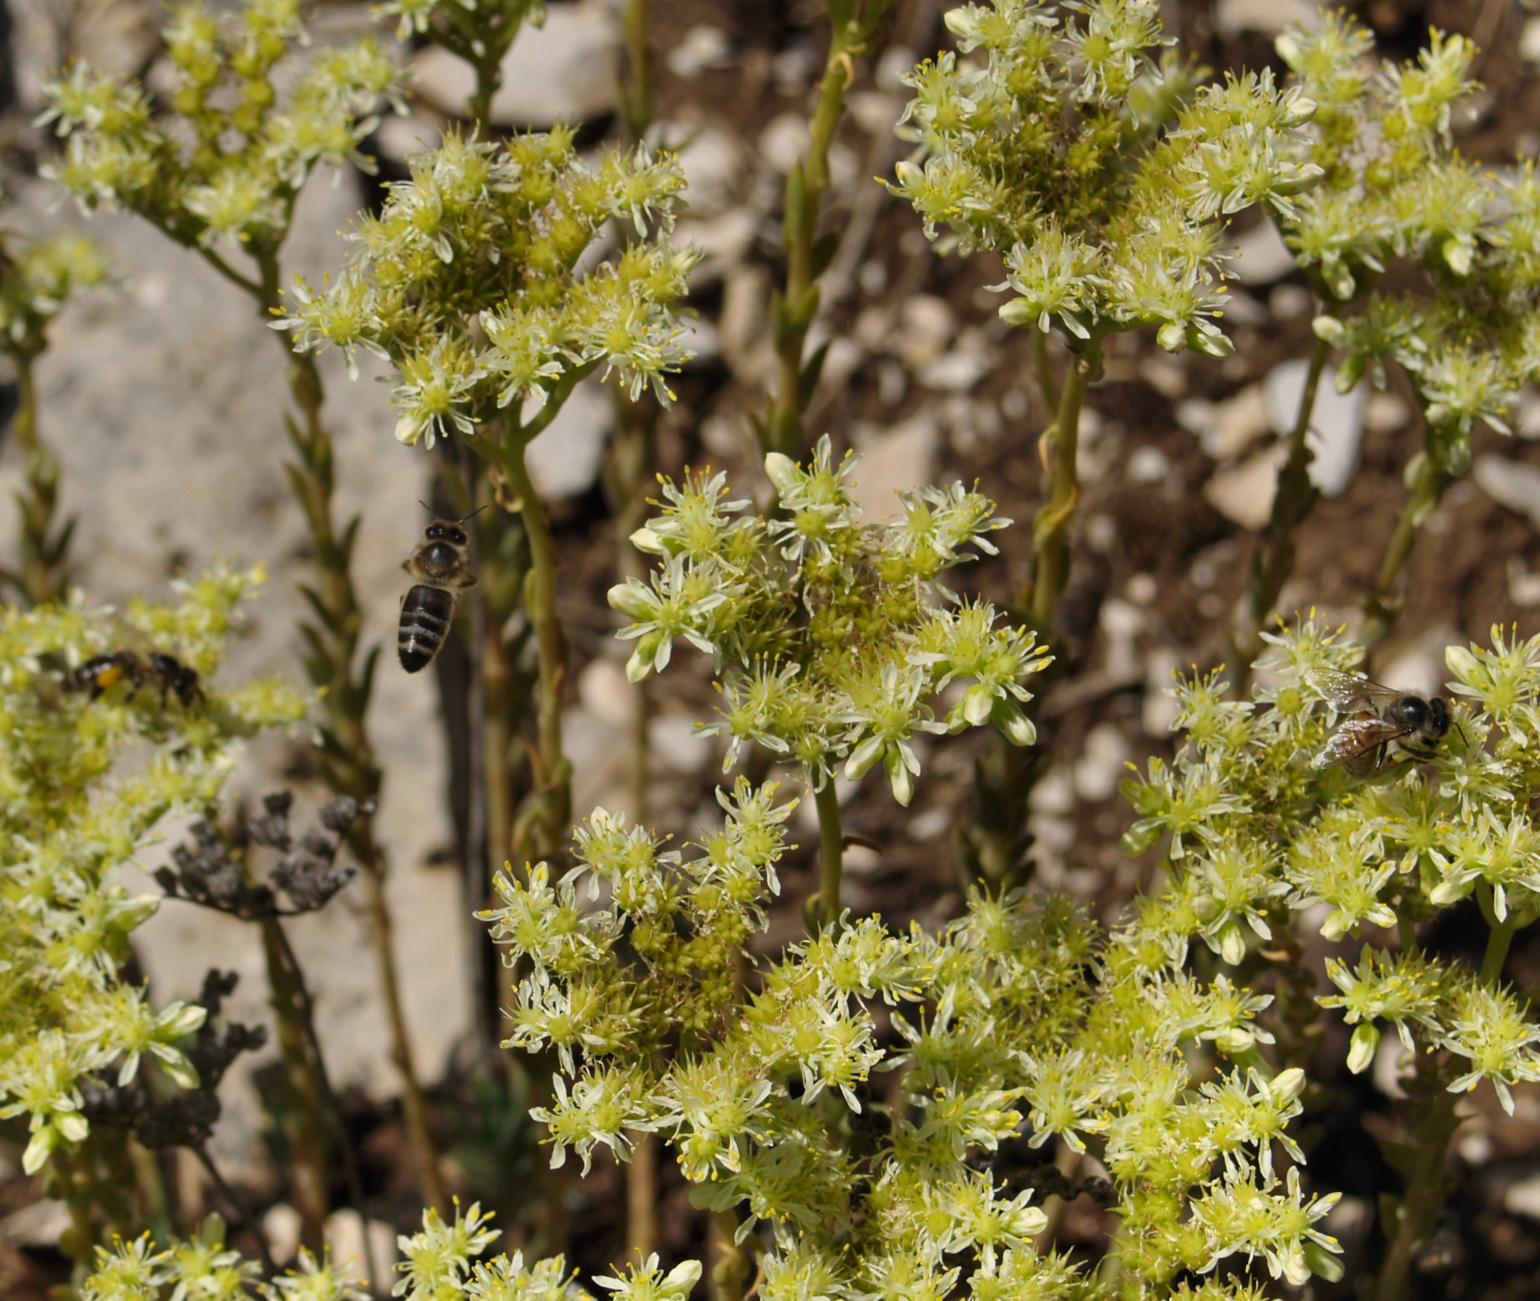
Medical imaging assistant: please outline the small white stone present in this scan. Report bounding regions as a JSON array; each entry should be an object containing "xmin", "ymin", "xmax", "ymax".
[
  {"xmin": 897, "ymin": 295, "xmax": 956, "ymax": 366},
  {"xmin": 918, "ymin": 343, "xmax": 991, "ymax": 393},
  {"xmin": 759, "ymin": 112, "xmax": 810, "ymax": 176},
  {"xmin": 1204, "ymin": 445, "xmax": 1288, "ymax": 530},
  {"xmin": 1508, "ymin": 558, "xmax": 1540, "ymax": 609},
  {"xmin": 1143, "ymin": 650, "xmax": 1183, "ymax": 736},
  {"xmin": 263, "ymin": 1204, "xmax": 304, "ymax": 1262},
  {"xmin": 667, "ymin": 24, "xmax": 733, "ymax": 79},
  {"xmin": 524, "ymin": 379, "xmax": 611, "ymax": 500},
  {"xmin": 676, "ymin": 209, "xmax": 758, "ymax": 289},
  {"xmin": 1215, "ymin": 0, "xmax": 1319, "ymax": 35},
  {"xmin": 1126, "ymin": 573, "xmax": 1158, "ymax": 606},
  {"xmin": 1127, "ymin": 445, "xmax": 1171, "ymax": 485},
  {"xmin": 1263, "ymin": 360, "xmax": 1365, "ymax": 498},
  {"xmin": 1365, "ymin": 392, "xmax": 1407, "ymax": 435},
  {"xmin": 1200, "ymin": 385, "xmax": 1269, "ymax": 460},
  {"xmin": 579, "ymin": 657, "xmax": 634, "ymax": 727},
  {"xmin": 1518, "ymin": 391, "xmax": 1540, "ymax": 440},
  {"xmin": 1475, "ymin": 455, "xmax": 1540, "ymax": 530},
  {"xmin": 1521, "ymin": 17, "xmax": 1540, "ymax": 66},
  {"xmin": 326, "ymin": 1209, "xmax": 398, "ymax": 1287},
  {"xmin": 1268, "ymin": 284, "xmax": 1313, "ymax": 320},
  {"xmin": 848, "ymin": 90, "xmax": 901, "ymax": 136},
  {"xmin": 1228, "ymin": 220, "xmax": 1297, "ymax": 286},
  {"xmin": 1140, "ymin": 355, "xmax": 1186, "ymax": 399},
  {"xmin": 849, "ymin": 415, "xmax": 939, "ymax": 522},
  {"xmin": 667, "ymin": 124, "xmax": 742, "ymax": 214},
  {"xmin": 648, "ymin": 712, "xmax": 715, "ymax": 773},
  {"xmin": 907, "ymin": 805, "xmax": 952, "ymax": 841},
  {"xmin": 1073, "ymin": 723, "xmax": 1132, "ymax": 803}
]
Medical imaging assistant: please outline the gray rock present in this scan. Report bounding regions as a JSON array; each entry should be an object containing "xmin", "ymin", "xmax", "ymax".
[
  {"xmin": 918, "ymin": 338, "xmax": 991, "ymax": 393},
  {"xmin": 662, "ymin": 122, "xmax": 742, "ymax": 215},
  {"xmin": 896, "ymin": 294, "xmax": 955, "ymax": 366},
  {"xmin": 676, "ymin": 208, "xmax": 758, "ymax": 289},
  {"xmin": 1126, "ymin": 445, "xmax": 1170, "ymax": 485},
  {"xmin": 1263, "ymin": 359, "xmax": 1365, "ymax": 497},
  {"xmin": 1215, "ymin": 0, "xmax": 1320, "ymax": 35},
  {"xmin": 667, "ymin": 24, "xmax": 733, "ymax": 79},
  {"xmin": 759, "ymin": 112, "xmax": 810, "ymax": 176},
  {"xmin": 1073, "ymin": 723, "xmax": 1132, "ymax": 803},
  {"xmin": 1228, "ymin": 219, "xmax": 1296, "ymax": 286},
  {"xmin": 1204, "ymin": 445, "xmax": 1287, "ymax": 530},
  {"xmin": 525, "ymin": 377, "xmax": 612, "ymax": 500},
  {"xmin": 413, "ymin": 1, "xmax": 620, "ymax": 127},
  {"xmin": 1474, "ymin": 454, "xmax": 1540, "ymax": 530},
  {"xmin": 849, "ymin": 414, "xmax": 940, "ymax": 521}
]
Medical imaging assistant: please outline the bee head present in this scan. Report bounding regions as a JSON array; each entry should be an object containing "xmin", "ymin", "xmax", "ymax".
[
  {"xmin": 1427, "ymin": 696, "xmax": 1451, "ymax": 738},
  {"xmin": 425, "ymin": 522, "xmax": 468, "ymax": 547},
  {"xmin": 1392, "ymin": 695, "xmax": 1428, "ymax": 728}
]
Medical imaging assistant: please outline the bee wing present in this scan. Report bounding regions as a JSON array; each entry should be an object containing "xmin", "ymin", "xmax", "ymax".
[
  {"xmin": 1309, "ymin": 669, "xmax": 1399, "ymax": 713},
  {"xmin": 1312, "ymin": 716, "xmax": 1413, "ymax": 770}
]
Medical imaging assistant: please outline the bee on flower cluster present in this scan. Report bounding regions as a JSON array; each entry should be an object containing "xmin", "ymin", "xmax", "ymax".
[
  {"xmin": 1310, "ymin": 670, "xmax": 1453, "ymax": 774},
  {"xmin": 398, "ymin": 506, "xmax": 482, "ymax": 673},
  {"xmin": 66, "ymin": 648, "xmax": 204, "ymax": 708}
]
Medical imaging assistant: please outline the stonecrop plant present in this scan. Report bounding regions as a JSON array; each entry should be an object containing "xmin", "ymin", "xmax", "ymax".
[
  {"xmin": 608, "ymin": 437, "xmax": 1050, "ymax": 923},
  {"xmin": 16, "ymin": 0, "xmax": 1540, "ymax": 1298},
  {"xmin": 0, "ymin": 569, "xmax": 303, "ymax": 1185}
]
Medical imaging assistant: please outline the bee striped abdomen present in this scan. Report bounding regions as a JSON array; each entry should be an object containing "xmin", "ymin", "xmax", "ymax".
[{"xmin": 399, "ymin": 583, "xmax": 456, "ymax": 673}]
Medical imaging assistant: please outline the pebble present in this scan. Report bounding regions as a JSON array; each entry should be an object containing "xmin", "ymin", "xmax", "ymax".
[
  {"xmin": 759, "ymin": 112, "xmax": 810, "ymax": 176},
  {"xmin": 525, "ymin": 378, "xmax": 611, "ymax": 500},
  {"xmin": 326, "ymin": 1210, "xmax": 399, "ymax": 1288},
  {"xmin": 848, "ymin": 89, "xmax": 901, "ymax": 136},
  {"xmin": 907, "ymin": 805, "xmax": 952, "ymax": 841},
  {"xmin": 719, "ymin": 264, "xmax": 773, "ymax": 384},
  {"xmin": 1127, "ymin": 445, "xmax": 1170, "ymax": 485},
  {"xmin": 665, "ymin": 124, "xmax": 743, "ymax": 214},
  {"xmin": 1263, "ymin": 360, "xmax": 1365, "ymax": 497},
  {"xmin": 1184, "ymin": 385, "xmax": 1269, "ymax": 460},
  {"xmin": 1474, "ymin": 454, "xmax": 1540, "ymax": 530},
  {"xmin": 1203, "ymin": 445, "xmax": 1287, "ymax": 530},
  {"xmin": 1268, "ymin": 284, "xmax": 1313, "ymax": 320},
  {"xmin": 849, "ymin": 414, "xmax": 940, "ymax": 521},
  {"xmin": 1139, "ymin": 355, "xmax": 1187, "ymax": 399},
  {"xmin": 676, "ymin": 209, "xmax": 758, "ymax": 289},
  {"xmin": 1379, "ymin": 631, "xmax": 1459, "ymax": 699},
  {"xmin": 667, "ymin": 24, "xmax": 733, "ymax": 79},
  {"xmin": 1508, "ymin": 558, "xmax": 1540, "ymax": 608},
  {"xmin": 1100, "ymin": 596, "xmax": 1143, "ymax": 679},
  {"xmin": 1073, "ymin": 723, "xmax": 1132, "ymax": 803},
  {"xmin": 1506, "ymin": 1171, "xmax": 1540, "ymax": 1221},
  {"xmin": 1143, "ymin": 650, "xmax": 1184, "ymax": 736},
  {"xmin": 579, "ymin": 657, "xmax": 633, "ymax": 727},
  {"xmin": 1365, "ymin": 392, "xmax": 1407, "ymax": 436},
  {"xmin": 1228, "ymin": 219, "xmax": 1296, "ymax": 286},
  {"xmin": 1522, "ymin": 18, "xmax": 1540, "ymax": 66},
  {"xmin": 896, "ymin": 294, "xmax": 956, "ymax": 366},
  {"xmin": 1215, "ymin": 0, "xmax": 1320, "ymax": 35},
  {"xmin": 412, "ymin": 2, "xmax": 620, "ymax": 127},
  {"xmin": 648, "ymin": 713, "xmax": 715, "ymax": 774},
  {"xmin": 918, "ymin": 341, "xmax": 991, "ymax": 393},
  {"xmin": 1518, "ymin": 391, "xmax": 1540, "ymax": 440}
]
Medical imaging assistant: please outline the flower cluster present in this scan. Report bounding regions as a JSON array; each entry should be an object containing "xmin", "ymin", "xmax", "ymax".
[
  {"xmin": 40, "ymin": 1, "xmax": 403, "ymax": 253},
  {"xmin": 1122, "ymin": 619, "xmax": 1540, "ymax": 1117},
  {"xmin": 608, "ymin": 438, "xmax": 1050, "ymax": 803},
  {"xmin": 0, "ymin": 232, "xmax": 111, "ymax": 357},
  {"xmin": 479, "ymin": 775, "xmax": 1340, "ymax": 1294},
  {"xmin": 0, "ymin": 569, "xmax": 306, "ymax": 1175},
  {"xmin": 1280, "ymin": 14, "xmax": 1540, "ymax": 472},
  {"xmin": 889, "ymin": 0, "xmax": 1321, "ymax": 358},
  {"xmin": 277, "ymin": 130, "xmax": 695, "ymax": 447},
  {"xmin": 81, "ymin": 1205, "xmax": 700, "ymax": 1301}
]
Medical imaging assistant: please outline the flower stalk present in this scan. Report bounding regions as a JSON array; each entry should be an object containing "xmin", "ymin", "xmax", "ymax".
[
  {"xmin": 1361, "ymin": 449, "xmax": 1449, "ymax": 653},
  {"xmin": 813, "ymin": 777, "xmax": 845, "ymax": 930},
  {"xmin": 8, "ymin": 347, "xmax": 73, "ymax": 606},
  {"xmin": 763, "ymin": 0, "xmax": 891, "ymax": 458},
  {"xmin": 1229, "ymin": 334, "xmax": 1330, "ymax": 688},
  {"xmin": 1028, "ymin": 338, "xmax": 1102, "ymax": 636}
]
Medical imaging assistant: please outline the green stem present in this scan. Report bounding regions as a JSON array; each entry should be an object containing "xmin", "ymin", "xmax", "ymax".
[
  {"xmin": 1027, "ymin": 338, "xmax": 1101, "ymax": 636},
  {"xmin": 1361, "ymin": 450, "xmax": 1449, "ymax": 653},
  {"xmin": 1477, "ymin": 883, "xmax": 1517, "ymax": 984},
  {"xmin": 9, "ymin": 346, "xmax": 73, "ymax": 605},
  {"xmin": 709, "ymin": 1209, "xmax": 751, "ymax": 1301},
  {"xmin": 266, "ymin": 920, "xmax": 381, "ymax": 1297},
  {"xmin": 764, "ymin": 3, "xmax": 890, "ymax": 457},
  {"xmin": 619, "ymin": 0, "xmax": 653, "ymax": 145},
  {"xmin": 813, "ymin": 776, "xmax": 844, "ymax": 929},
  {"xmin": 1371, "ymin": 1061, "xmax": 1461, "ymax": 1301},
  {"xmin": 497, "ymin": 434, "xmax": 571, "ymax": 868},
  {"xmin": 1031, "ymin": 329, "xmax": 1059, "ymax": 412},
  {"xmin": 1230, "ymin": 334, "xmax": 1329, "ymax": 688}
]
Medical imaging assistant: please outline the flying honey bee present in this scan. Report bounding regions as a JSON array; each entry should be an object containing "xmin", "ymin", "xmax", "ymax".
[
  {"xmin": 398, "ymin": 507, "xmax": 482, "ymax": 673},
  {"xmin": 65, "ymin": 648, "xmax": 204, "ymax": 708},
  {"xmin": 1310, "ymin": 669, "xmax": 1452, "ymax": 773}
]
